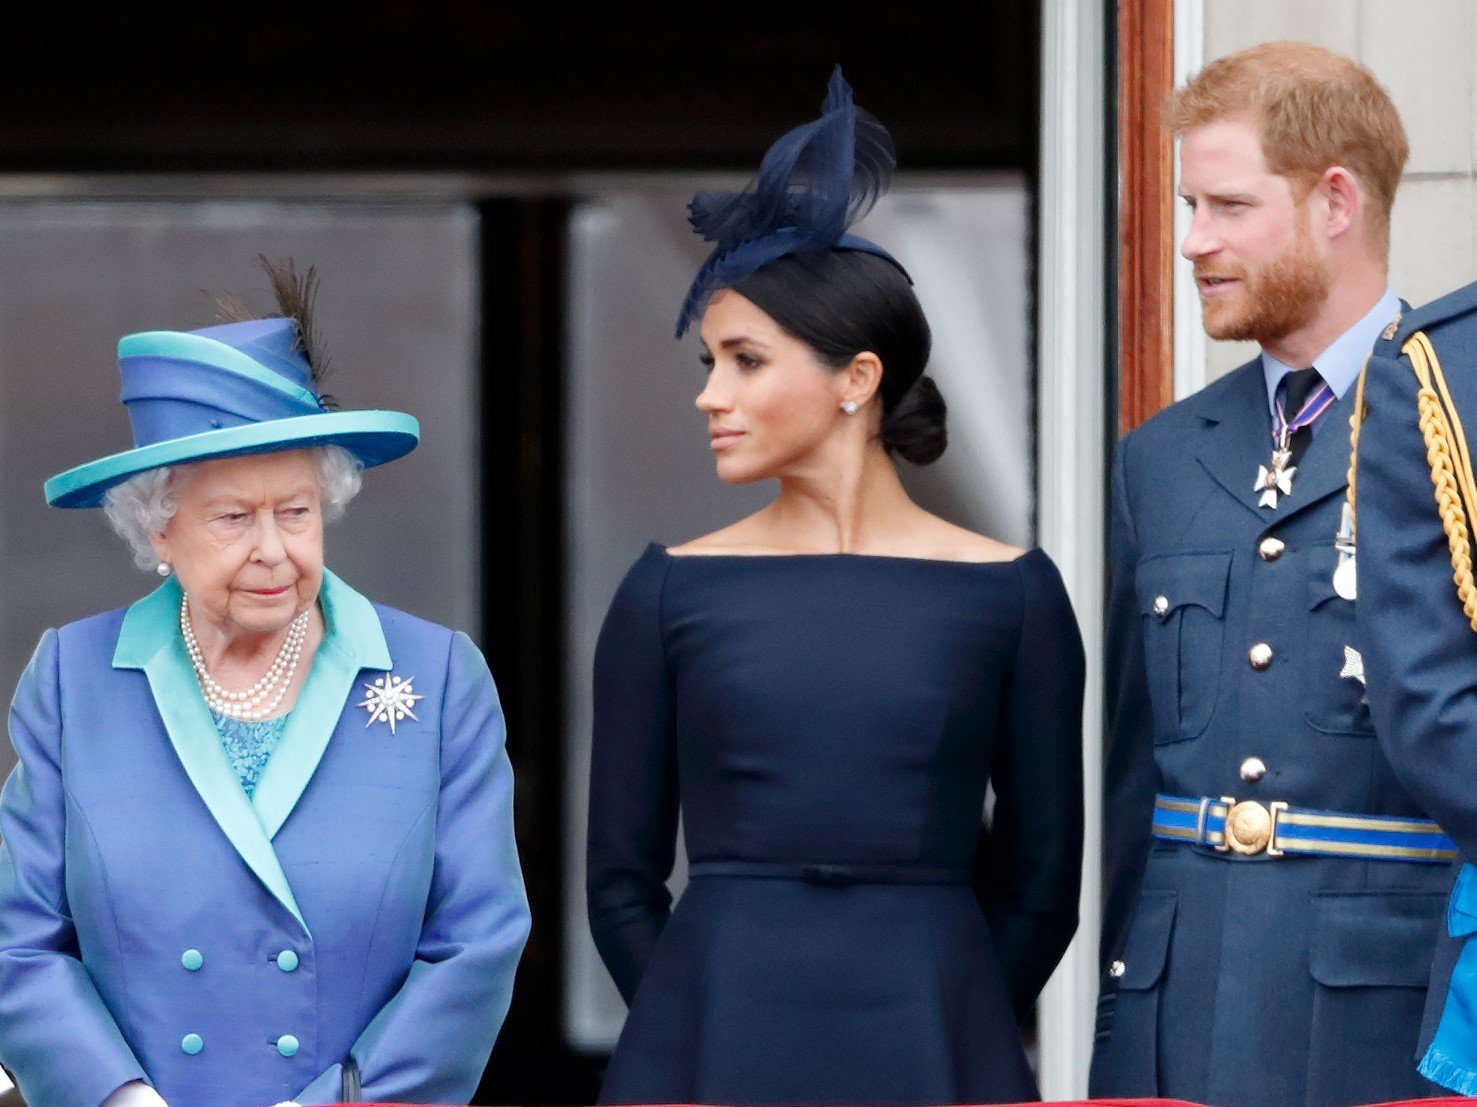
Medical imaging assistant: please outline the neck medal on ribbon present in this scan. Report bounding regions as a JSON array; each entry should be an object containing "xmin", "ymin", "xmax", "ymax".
[
  {"xmin": 1255, "ymin": 376, "xmax": 1335, "ymax": 508},
  {"xmin": 1333, "ymin": 500, "xmax": 1358, "ymax": 601}
]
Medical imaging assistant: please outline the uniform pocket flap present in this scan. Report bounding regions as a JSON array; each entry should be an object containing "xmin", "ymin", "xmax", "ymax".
[
  {"xmin": 1118, "ymin": 890, "xmax": 1177, "ymax": 991},
  {"xmin": 1310, "ymin": 892, "xmax": 1445, "ymax": 987},
  {"xmin": 1137, "ymin": 551, "xmax": 1232, "ymax": 619},
  {"xmin": 1448, "ymin": 863, "xmax": 1477, "ymax": 938},
  {"xmin": 1308, "ymin": 573, "xmax": 1340, "ymax": 609}
]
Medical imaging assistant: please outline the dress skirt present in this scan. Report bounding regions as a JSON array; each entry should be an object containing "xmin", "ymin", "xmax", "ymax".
[{"xmin": 599, "ymin": 876, "xmax": 1037, "ymax": 1105}]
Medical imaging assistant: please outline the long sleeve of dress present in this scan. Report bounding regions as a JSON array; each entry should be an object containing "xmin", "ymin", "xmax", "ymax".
[
  {"xmin": 0, "ymin": 630, "xmax": 151, "ymax": 1107},
  {"xmin": 1098, "ymin": 439, "xmax": 1161, "ymax": 966},
  {"xmin": 586, "ymin": 550, "xmax": 680, "ymax": 1005},
  {"xmin": 975, "ymin": 551, "xmax": 1086, "ymax": 1018},
  {"xmin": 294, "ymin": 632, "xmax": 530, "ymax": 1105}
]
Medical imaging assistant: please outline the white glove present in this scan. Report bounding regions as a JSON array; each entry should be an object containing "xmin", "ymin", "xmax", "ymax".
[{"xmin": 101, "ymin": 1081, "xmax": 169, "ymax": 1107}]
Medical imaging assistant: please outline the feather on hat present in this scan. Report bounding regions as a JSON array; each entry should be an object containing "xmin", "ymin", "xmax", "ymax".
[
  {"xmin": 45, "ymin": 261, "xmax": 418, "ymax": 508},
  {"xmin": 675, "ymin": 66, "xmax": 910, "ymax": 338}
]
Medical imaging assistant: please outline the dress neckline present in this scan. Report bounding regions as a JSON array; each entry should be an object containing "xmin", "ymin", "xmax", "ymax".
[{"xmin": 652, "ymin": 541, "xmax": 1041, "ymax": 568}]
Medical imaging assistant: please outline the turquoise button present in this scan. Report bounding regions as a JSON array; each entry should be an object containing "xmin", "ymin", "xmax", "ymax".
[
  {"xmin": 181, "ymin": 949, "xmax": 203, "ymax": 972},
  {"xmin": 276, "ymin": 1034, "xmax": 299, "ymax": 1058},
  {"xmin": 181, "ymin": 1033, "xmax": 203, "ymax": 1055},
  {"xmin": 275, "ymin": 949, "xmax": 299, "ymax": 972}
]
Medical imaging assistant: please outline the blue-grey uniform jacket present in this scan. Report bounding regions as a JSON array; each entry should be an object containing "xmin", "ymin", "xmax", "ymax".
[
  {"xmin": 1089, "ymin": 357, "xmax": 1447, "ymax": 1107},
  {"xmin": 1358, "ymin": 282, "xmax": 1477, "ymax": 1096}
]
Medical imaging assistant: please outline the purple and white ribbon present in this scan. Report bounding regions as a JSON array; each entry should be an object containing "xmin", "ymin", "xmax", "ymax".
[{"xmin": 1273, "ymin": 376, "xmax": 1336, "ymax": 442}]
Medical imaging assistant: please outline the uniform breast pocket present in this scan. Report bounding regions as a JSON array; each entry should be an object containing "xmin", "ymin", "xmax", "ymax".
[
  {"xmin": 1137, "ymin": 551, "xmax": 1232, "ymax": 744},
  {"xmin": 1303, "ymin": 576, "xmax": 1375, "ymax": 736}
]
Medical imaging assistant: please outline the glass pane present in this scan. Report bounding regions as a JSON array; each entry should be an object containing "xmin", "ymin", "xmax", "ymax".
[{"xmin": 0, "ymin": 200, "xmax": 481, "ymax": 783}]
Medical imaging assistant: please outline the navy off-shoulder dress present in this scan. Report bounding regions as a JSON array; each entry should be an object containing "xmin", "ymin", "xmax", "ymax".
[{"xmin": 587, "ymin": 543, "xmax": 1085, "ymax": 1105}]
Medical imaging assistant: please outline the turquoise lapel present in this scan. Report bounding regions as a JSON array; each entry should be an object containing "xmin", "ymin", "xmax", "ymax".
[
  {"xmin": 251, "ymin": 569, "xmax": 391, "ymax": 840},
  {"xmin": 111, "ymin": 569, "xmax": 392, "ymax": 935},
  {"xmin": 114, "ymin": 576, "xmax": 309, "ymax": 932}
]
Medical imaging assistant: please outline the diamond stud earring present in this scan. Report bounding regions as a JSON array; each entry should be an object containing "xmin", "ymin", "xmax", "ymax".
[{"xmin": 842, "ymin": 400, "xmax": 859, "ymax": 415}]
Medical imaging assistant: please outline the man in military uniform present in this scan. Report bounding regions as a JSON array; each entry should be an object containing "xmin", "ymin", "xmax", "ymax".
[
  {"xmin": 1090, "ymin": 42, "xmax": 1450, "ymax": 1106},
  {"xmin": 1356, "ymin": 286, "xmax": 1477, "ymax": 1097}
]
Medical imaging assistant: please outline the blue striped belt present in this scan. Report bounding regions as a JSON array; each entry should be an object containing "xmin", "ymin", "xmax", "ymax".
[
  {"xmin": 1153, "ymin": 793, "xmax": 1456, "ymax": 863},
  {"xmin": 687, "ymin": 860, "xmax": 972, "ymax": 886}
]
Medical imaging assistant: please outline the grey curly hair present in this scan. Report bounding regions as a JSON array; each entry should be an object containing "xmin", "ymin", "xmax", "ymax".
[{"xmin": 101, "ymin": 445, "xmax": 363, "ymax": 571}]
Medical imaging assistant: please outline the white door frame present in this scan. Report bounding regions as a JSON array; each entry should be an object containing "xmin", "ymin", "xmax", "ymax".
[
  {"xmin": 1034, "ymin": 0, "xmax": 1206, "ymax": 1093},
  {"xmin": 1035, "ymin": 0, "xmax": 1108, "ymax": 1096}
]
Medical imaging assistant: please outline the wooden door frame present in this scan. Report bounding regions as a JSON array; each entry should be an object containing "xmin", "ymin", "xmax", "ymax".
[
  {"xmin": 1118, "ymin": 0, "xmax": 1179, "ymax": 435},
  {"xmin": 1034, "ymin": 0, "xmax": 1184, "ymax": 1091}
]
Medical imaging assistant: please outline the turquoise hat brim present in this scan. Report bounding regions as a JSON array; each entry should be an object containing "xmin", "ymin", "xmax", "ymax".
[{"xmin": 45, "ymin": 410, "xmax": 420, "ymax": 508}]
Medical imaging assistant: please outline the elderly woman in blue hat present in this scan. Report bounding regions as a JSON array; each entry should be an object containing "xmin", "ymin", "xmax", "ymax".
[{"xmin": 0, "ymin": 267, "xmax": 530, "ymax": 1107}]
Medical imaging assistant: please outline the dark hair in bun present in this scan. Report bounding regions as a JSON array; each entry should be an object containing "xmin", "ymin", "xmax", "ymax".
[{"xmin": 730, "ymin": 249, "xmax": 946, "ymax": 465}]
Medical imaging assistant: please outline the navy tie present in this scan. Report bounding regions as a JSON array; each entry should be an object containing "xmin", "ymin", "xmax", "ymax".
[{"xmin": 1276, "ymin": 367, "xmax": 1324, "ymax": 469}]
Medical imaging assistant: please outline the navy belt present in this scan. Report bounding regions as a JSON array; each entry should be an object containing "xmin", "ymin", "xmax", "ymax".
[
  {"xmin": 1154, "ymin": 793, "xmax": 1456, "ymax": 863},
  {"xmin": 687, "ymin": 861, "xmax": 973, "ymax": 886}
]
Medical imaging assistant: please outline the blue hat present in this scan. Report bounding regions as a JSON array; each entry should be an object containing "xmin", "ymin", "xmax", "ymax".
[
  {"xmin": 44, "ymin": 316, "xmax": 419, "ymax": 508},
  {"xmin": 675, "ymin": 66, "xmax": 911, "ymax": 338}
]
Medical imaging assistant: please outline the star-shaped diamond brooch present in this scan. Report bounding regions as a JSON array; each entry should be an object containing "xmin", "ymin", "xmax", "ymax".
[{"xmin": 358, "ymin": 673, "xmax": 423, "ymax": 734}]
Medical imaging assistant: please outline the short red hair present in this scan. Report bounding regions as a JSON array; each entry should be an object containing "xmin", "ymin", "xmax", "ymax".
[{"xmin": 1164, "ymin": 41, "xmax": 1409, "ymax": 250}]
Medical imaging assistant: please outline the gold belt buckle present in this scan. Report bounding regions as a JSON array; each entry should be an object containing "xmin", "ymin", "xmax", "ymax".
[{"xmin": 1217, "ymin": 796, "xmax": 1288, "ymax": 856}]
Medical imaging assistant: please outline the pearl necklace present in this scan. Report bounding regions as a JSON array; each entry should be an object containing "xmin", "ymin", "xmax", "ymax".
[{"xmin": 180, "ymin": 596, "xmax": 309, "ymax": 721}]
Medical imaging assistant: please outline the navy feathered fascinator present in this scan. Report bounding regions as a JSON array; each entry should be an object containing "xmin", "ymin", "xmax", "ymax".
[{"xmin": 675, "ymin": 66, "xmax": 910, "ymax": 338}]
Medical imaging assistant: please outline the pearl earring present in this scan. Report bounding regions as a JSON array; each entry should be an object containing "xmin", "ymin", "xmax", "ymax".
[
  {"xmin": 156, "ymin": 562, "xmax": 171, "ymax": 577},
  {"xmin": 842, "ymin": 400, "xmax": 859, "ymax": 415}
]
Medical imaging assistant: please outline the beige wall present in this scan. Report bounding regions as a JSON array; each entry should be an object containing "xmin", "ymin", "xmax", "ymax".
[{"xmin": 1199, "ymin": 0, "xmax": 1475, "ymax": 379}]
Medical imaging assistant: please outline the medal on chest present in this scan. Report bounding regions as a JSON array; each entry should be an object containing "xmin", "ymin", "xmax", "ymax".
[
  {"xmin": 1333, "ymin": 500, "xmax": 1358, "ymax": 601},
  {"xmin": 1341, "ymin": 643, "xmax": 1369, "ymax": 705},
  {"xmin": 1256, "ymin": 431, "xmax": 1297, "ymax": 508},
  {"xmin": 1255, "ymin": 376, "xmax": 1337, "ymax": 509}
]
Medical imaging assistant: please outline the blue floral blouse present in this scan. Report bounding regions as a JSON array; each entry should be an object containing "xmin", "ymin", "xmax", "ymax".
[{"xmin": 210, "ymin": 711, "xmax": 289, "ymax": 798}]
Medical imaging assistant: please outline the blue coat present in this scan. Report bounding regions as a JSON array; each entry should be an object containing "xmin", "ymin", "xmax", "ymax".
[
  {"xmin": 0, "ymin": 570, "xmax": 530, "ymax": 1107},
  {"xmin": 1357, "ymin": 283, "xmax": 1477, "ymax": 1095},
  {"xmin": 1089, "ymin": 361, "xmax": 1447, "ymax": 1106}
]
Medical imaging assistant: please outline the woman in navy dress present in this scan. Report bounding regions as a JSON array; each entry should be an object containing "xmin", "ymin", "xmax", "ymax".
[{"xmin": 586, "ymin": 70, "xmax": 1084, "ymax": 1105}]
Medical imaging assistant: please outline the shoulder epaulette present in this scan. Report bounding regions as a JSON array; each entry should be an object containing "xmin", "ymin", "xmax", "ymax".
[
  {"xmin": 1378, "ymin": 280, "xmax": 1477, "ymax": 355},
  {"xmin": 1363, "ymin": 284, "xmax": 1477, "ymax": 637}
]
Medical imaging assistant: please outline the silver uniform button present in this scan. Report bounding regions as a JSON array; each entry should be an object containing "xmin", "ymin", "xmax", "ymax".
[
  {"xmin": 1258, "ymin": 536, "xmax": 1285, "ymax": 562},
  {"xmin": 1153, "ymin": 595, "xmax": 1170, "ymax": 617},
  {"xmin": 1110, "ymin": 960, "xmax": 1126, "ymax": 979},
  {"xmin": 1249, "ymin": 643, "xmax": 1274, "ymax": 670},
  {"xmin": 1240, "ymin": 756, "xmax": 1268, "ymax": 782}
]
